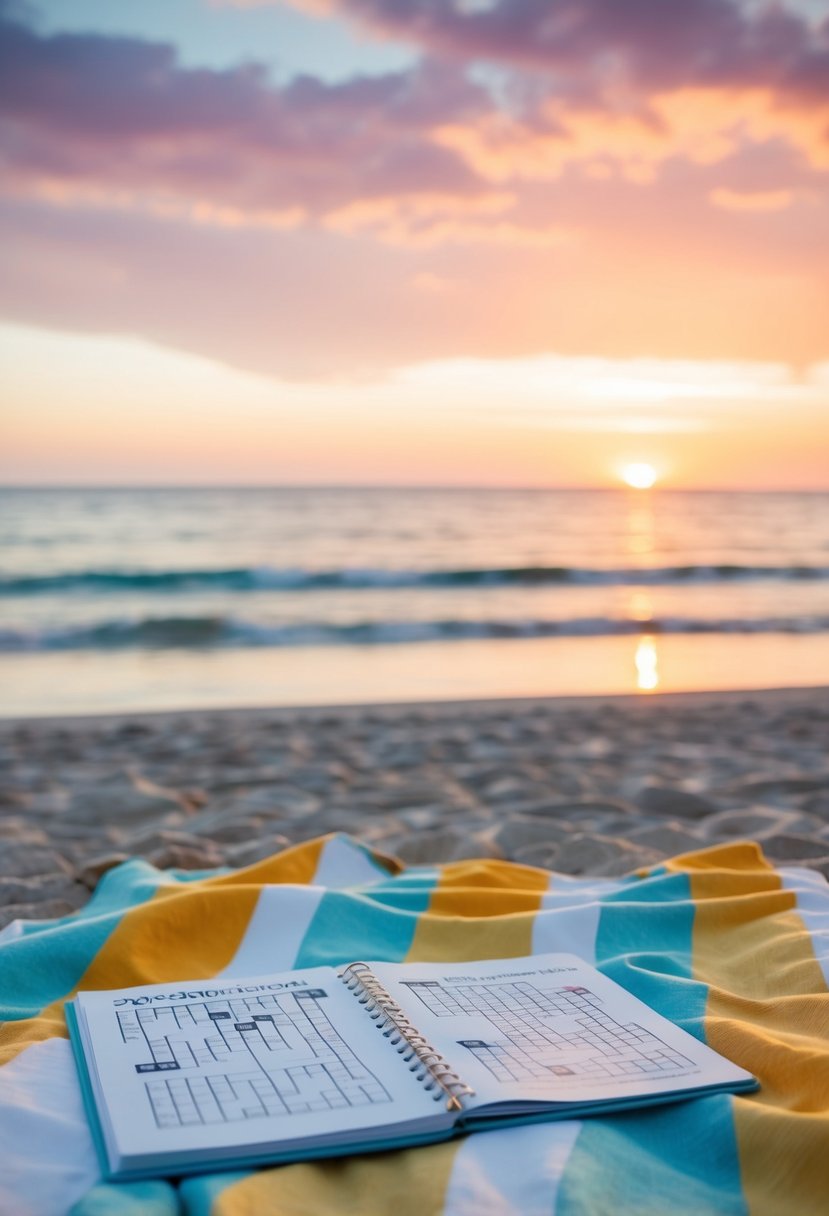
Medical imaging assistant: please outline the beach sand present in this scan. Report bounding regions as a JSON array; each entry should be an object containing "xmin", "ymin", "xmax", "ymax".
[{"xmin": 1, "ymin": 687, "xmax": 828, "ymax": 930}]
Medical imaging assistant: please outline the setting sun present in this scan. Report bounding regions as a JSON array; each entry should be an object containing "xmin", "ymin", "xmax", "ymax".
[{"xmin": 621, "ymin": 463, "xmax": 658, "ymax": 490}]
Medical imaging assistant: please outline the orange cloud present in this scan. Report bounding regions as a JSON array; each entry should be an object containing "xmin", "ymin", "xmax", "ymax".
[{"xmin": 434, "ymin": 88, "xmax": 829, "ymax": 185}]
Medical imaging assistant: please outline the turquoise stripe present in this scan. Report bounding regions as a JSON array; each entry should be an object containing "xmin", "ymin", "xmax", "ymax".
[
  {"xmin": 357, "ymin": 869, "xmax": 441, "ymax": 913},
  {"xmin": 595, "ymin": 869, "xmax": 705, "ymax": 1035},
  {"xmin": 0, "ymin": 859, "xmax": 165, "ymax": 1020},
  {"xmin": 294, "ymin": 876, "xmax": 438, "ymax": 969},
  {"xmin": 13, "ymin": 858, "xmax": 163, "ymax": 938},
  {"xmin": 556, "ymin": 1096, "xmax": 747, "ymax": 1216},
  {"xmin": 69, "ymin": 1180, "xmax": 180, "ymax": 1216},
  {"xmin": 557, "ymin": 868, "xmax": 746, "ymax": 1215}
]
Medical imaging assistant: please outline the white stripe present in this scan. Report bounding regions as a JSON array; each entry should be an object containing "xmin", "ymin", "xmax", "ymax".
[
  {"xmin": 313, "ymin": 835, "xmax": 390, "ymax": 889},
  {"xmin": 532, "ymin": 875, "xmax": 625, "ymax": 965},
  {"xmin": 540, "ymin": 872, "xmax": 627, "ymax": 904},
  {"xmin": 443, "ymin": 1120, "xmax": 582, "ymax": 1216},
  {"xmin": 215, "ymin": 884, "xmax": 324, "ymax": 976},
  {"xmin": 0, "ymin": 919, "xmax": 24, "ymax": 944},
  {"xmin": 0, "ymin": 1037, "xmax": 100, "ymax": 1216},
  {"xmin": 780, "ymin": 865, "xmax": 829, "ymax": 988}
]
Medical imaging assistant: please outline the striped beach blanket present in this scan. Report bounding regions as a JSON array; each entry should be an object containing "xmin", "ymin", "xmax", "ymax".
[{"xmin": 1, "ymin": 833, "xmax": 827, "ymax": 1215}]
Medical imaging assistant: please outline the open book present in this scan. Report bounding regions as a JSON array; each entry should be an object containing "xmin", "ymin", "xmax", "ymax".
[{"xmin": 67, "ymin": 952, "xmax": 757, "ymax": 1180}]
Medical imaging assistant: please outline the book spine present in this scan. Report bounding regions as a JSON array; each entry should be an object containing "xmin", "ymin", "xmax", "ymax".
[{"xmin": 339, "ymin": 962, "xmax": 475, "ymax": 1113}]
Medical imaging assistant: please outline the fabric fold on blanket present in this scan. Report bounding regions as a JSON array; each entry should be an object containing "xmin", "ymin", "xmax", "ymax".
[{"xmin": 1, "ymin": 833, "xmax": 827, "ymax": 1216}]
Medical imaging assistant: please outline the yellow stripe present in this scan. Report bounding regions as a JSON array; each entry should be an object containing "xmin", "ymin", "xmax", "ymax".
[
  {"xmin": 0, "ymin": 1000, "xmax": 68, "ymax": 1064},
  {"xmin": 427, "ymin": 860, "xmax": 550, "ymax": 917},
  {"xmin": 211, "ymin": 1139, "xmax": 460, "ymax": 1216},
  {"xmin": 407, "ymin": 858, "xmax": 546, "ymax": 961},
  {"xmin": 662, "ymin": 839, "xmax": 775, "ymax": 878},
  {"xmin": 686, "ymin": 846, "xmax": 829, "ymax": 1215},
  {"xmin": 730, "ymin": 1103, "xmax": 829, "ymax": 1215}
]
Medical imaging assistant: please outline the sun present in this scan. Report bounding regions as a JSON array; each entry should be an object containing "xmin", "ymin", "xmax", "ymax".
[{"xmin": 621, "ymin": 462, "xmax": 657, "ymax": 490}]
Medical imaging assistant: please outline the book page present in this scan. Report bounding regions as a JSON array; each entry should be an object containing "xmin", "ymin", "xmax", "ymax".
[
  {"xmin": 370, "ymin": 954, "xmax": 754, "ymax": 1110},
  {"xmin": 73, "ymin": 965, "xmax": 444, "ymax": 1169}
]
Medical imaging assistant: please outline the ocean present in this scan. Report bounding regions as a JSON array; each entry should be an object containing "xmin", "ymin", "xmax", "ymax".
[{"xmin": 2, "ymin": 487, "xmax": 828, "ymax": 715}]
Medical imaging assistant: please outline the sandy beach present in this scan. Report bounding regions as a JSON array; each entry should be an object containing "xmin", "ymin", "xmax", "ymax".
[{"xmin": 2, "ymin": 687, "xmax": 828, "ymax": 930}]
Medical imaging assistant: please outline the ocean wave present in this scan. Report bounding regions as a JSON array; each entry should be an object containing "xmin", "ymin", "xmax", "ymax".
[
  {"xmin": 2, "ymin": 613, "xmax": 829, "ymax": 652},
  {"xmin": 3, "ymin": 562, "xmax": 829, "ymax": 596}
]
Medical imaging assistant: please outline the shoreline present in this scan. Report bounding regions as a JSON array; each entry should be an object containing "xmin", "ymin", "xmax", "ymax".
[
  {"xmin": 6, "ymin": 682, "xmax": 828, "ymax": 727},
  {"xmin": 2, "ymin": 685, "xmax": 828, "ymax": 930},
  {"xmin": 5, "ymin": 633, "xmax": 829, "ymax": 719}
]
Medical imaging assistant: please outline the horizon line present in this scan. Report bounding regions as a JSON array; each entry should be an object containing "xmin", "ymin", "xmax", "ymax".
[{"xmin": 1, "ymin": 482, "xmax": 828, "ymax": 495}]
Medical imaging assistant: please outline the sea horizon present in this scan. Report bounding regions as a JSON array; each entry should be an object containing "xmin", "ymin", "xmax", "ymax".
[{"xmin": 3, "ymin": 483, "xmax": 829, "ymax": 494}]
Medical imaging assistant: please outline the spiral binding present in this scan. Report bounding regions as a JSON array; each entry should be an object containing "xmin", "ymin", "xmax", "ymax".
[{"xmin": 339, "ymin": 962, "xmax": 476, "ymax": 1113}]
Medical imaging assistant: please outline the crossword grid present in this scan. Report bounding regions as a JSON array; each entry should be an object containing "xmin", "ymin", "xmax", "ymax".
[
  {"xmin": 399, "ymin": 979, "xmax": 695, "ymax": 1086},
  {"xmin": 116, "ymin": 989, "xmax": 392, "ymax": 1129}
]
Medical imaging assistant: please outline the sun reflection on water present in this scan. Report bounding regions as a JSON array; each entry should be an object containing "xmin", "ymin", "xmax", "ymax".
[
  {"xmin": 635, "ymin": 636, "xmax": 660, "ymax": 691},
  {"xmin": 625, "ymin": 500, "xmax": 656, "ymax": 558}
]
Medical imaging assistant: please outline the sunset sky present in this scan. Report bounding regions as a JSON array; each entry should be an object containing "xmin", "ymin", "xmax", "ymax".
[{"xmin": 1, "ymin": 0, "xmax": 828, "ymax": 488}]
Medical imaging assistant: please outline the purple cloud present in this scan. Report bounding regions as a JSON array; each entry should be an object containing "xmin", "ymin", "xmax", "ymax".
[
  {"xmin": 299, "ymin": 0, "xmax": 829, "ymax": 99},
  {"xmin": 0, "ymin": 3, "xmax": 489, "ymax": 215}
]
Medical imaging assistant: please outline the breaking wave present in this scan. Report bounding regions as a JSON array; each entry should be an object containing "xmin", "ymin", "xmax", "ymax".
[
  {"xmin": 3, "ymin": 562, "xmax": 829, "ymax": 596},
  {"xmin": 3, "ymin": 612, "xmax": 829, "ymax": 651}
]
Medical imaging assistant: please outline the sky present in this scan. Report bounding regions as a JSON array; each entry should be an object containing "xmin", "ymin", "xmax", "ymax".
[{"xmin": 1, "ymin": 0, "xmax": 828, "ymax": 488}]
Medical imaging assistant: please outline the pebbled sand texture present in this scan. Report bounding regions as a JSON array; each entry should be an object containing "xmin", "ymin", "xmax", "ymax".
[{"xmin": 1, "ymin": 688, "xmax": 828, "ymax": 930}]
